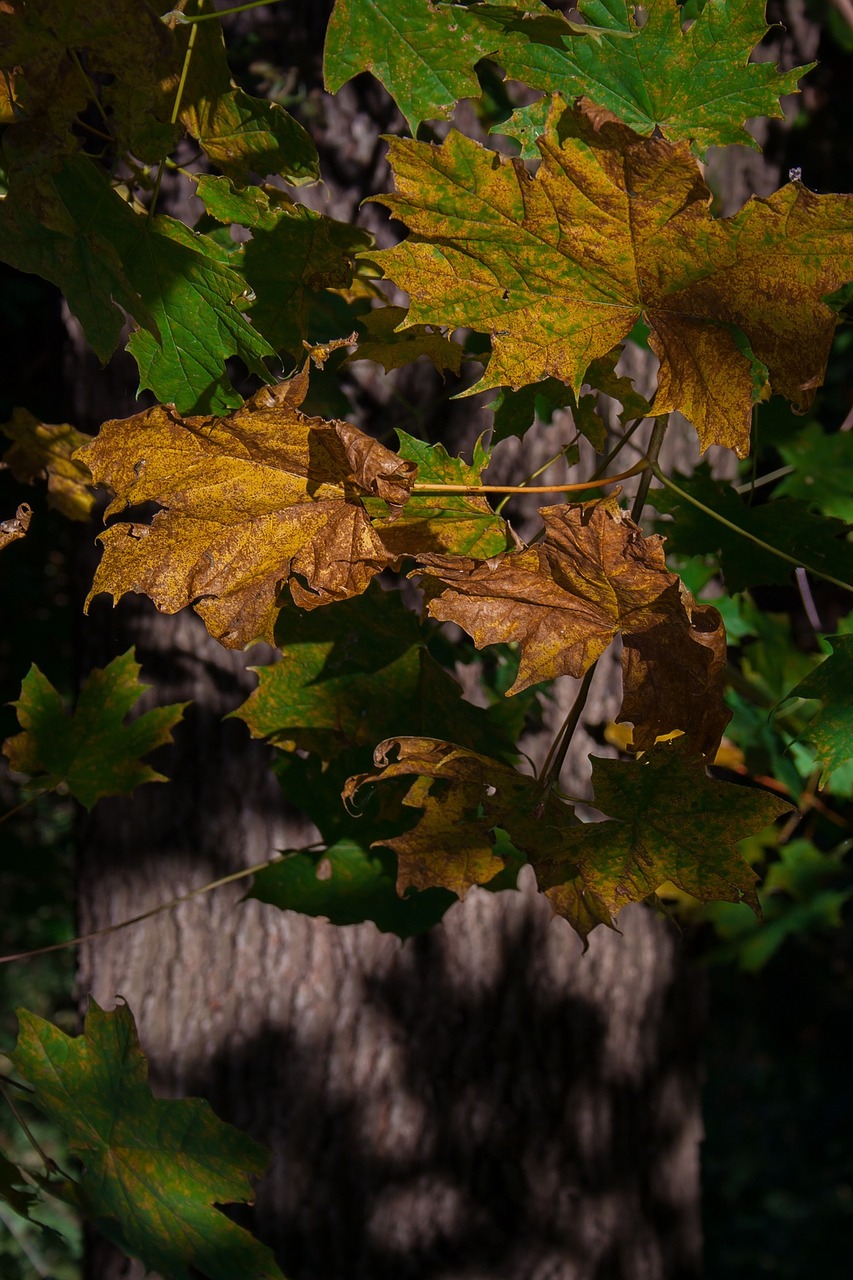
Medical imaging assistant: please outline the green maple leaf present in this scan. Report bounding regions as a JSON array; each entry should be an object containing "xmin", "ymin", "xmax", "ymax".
[
  {"xmin": 783, "ymin": 636, "xmax": 853, "ymax": 785},
  {"xmin": 196, "ymin": 175, "xmax": 370, "ymax": 357},
  {"xmin": 324, "ymin": 0, "xmax": 808, "ymax": 149},
  {"xmin": 249, "ymin": 838, "xmax": 455, "ymax": 938},
  {"xmin": 494, "ymin": 0, "xmax": 810, "ymax": 155},
  {"xmin": 368, "ymin": 431, "xmax": 514, "ymax": 558},
  {"xmin": 372, "ymin": 99, "xmax": 853, "ymax": 455},
  {"xmin": 535, "ymin": 744, "xmax": 791, "ymax": 920},
  {"xmin": 9, "ymin": 1001, "xmax": 283, "ymax": 1280},
  {"xmin": 3, "ymin": 650, "xmax": 186, "ymax": 810},
  {"xmin": 775, "ymin": 422, "xmax": 853, "ymax": 523},
  {"xmin": 651, "ymin": 466, "xmax": 853, "ymax": 592},
  {"xmin": 233, "ymin": 586, "xmax": 517, "ymax": 761},
  {"xmin": 0, "ymin": 156, "xmax": 276, "ymax": 414}
]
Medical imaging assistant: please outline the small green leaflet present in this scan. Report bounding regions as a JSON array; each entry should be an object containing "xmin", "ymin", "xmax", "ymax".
[
  {"xmin": 325, "ymin": 0, "xmax": 808, "ymax": 151},
  {"xmin": 651, "ymin": 466, "xmax": 853, "ymax": 593},
  {"xmin": 9, "ymin": 1001, "xmax": 284, "ymax": 1280},
  {"xmin": 3, "ymin": 649, "xmax": 186, "ymax": 810},
  {"xmin": 369, "ymin": 431, "xmax": 514, "ymax": 558},
  {"xmin": 0, "ymin": 156, "xmax": 276, "ymax": 414},
  {"xmin": 782, "ymin": 636, "xmax": 853, "ymax": 785}
]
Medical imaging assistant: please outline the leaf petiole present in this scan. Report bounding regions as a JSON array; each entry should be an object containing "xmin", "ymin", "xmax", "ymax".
[
  {"xmin": 651, "ymin": 465, "xmax": 853, "ymax": 596},
  {"xmin": 168, "ymin": 0, "xmax": 286, "ymax": 20},
  {"xmin": 411, "ymin": 459, "xmax": 647, "ymax": 496}
]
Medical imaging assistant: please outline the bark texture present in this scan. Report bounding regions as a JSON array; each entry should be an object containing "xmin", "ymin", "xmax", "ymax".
[{"xmin": 72, "ymin": 3, "xmax": 817, "ymax": 1276}]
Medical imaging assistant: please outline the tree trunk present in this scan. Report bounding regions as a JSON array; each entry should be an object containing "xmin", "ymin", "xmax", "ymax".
[{"xmin": 71, "ymin": 4, "xmax": 818, "ymax": 1277}]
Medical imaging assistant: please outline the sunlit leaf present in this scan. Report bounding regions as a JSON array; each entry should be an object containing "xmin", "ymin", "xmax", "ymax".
[
  {"xmin": 80, "ymin": 371, "xmax": 417, "ymax": 648},
  {"xmin": 371, "ymin": 98, "xmax": 853, "ymax": 456},
  {"xmin": 0, "ymin": 156, "xmax": 276, "ymax": 414},
  {"xmin": 2, "ymin": 650, "xmax": 186, "ymax": 810},
  {"xmin": 10, "ymin": 1001, "xmax": 284, "ymax": 1280}
]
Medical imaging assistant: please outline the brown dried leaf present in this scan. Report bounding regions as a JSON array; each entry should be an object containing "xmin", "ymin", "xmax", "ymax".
[
  {"xmin": 80, "ymin": 370, "xmax": 416, "ymax": 648},
  {"xmin": 417, "ymin": 498, "xmax": 729, "ymax": 757},
  {"xmin": 0, "ymin": 502, "xmax": 32, "ymax": 551}
]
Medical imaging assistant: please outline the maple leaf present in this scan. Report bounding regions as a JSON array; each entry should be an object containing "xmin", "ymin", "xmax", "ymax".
[
  {"xmin": 651, "ymin": 465, "xmax": 853, "ymax": 592},
  {"xmin": 535, "ymin": 744, "xmax": 791, "ymax": 921},
  {"xmin": 2, "ymin": 650, "xmax": 186, "ymax": 810},
  {"xmin": 0, "ymin": 156, "xmax": 276, "ymax": 414},
  {"xmin": 324, "ymin": 0, "xmax": 807, "ymax": 148},
  {"xmin": 196, "ymin": 176, "xmax": 370, "ymax": 357},
  {"xmin": 371, "ymin": 99, "xmax": 853, "ymax": 456},
  {"xmin": 368, "ymin": 431, "xmax": 515, "ymax": 559},
  {"xmin": 178, "ymin": 17, "xmax": 317, "ymax": 186},
  {"xmin": 233, "ymin": 586, "xmax": 517, "ymax": 760},
  {"xmin": 417, "ymin": 497, "xmax": 730, "ymax": 757},
  {"xmin": 1, "ymin": 407, "xmax": 94, "ymax": 520},
  {"xmin": 775, "ymin": 422, "xmax": 853, "ymax": 522},
  {"xmin": 80, "ymin": 371, "xmax": 416, "ymax": 649},
  {"xmin": 0, "ymin": 1150, "xmax": 40, "ymax": 1224},
  {"xmin": 492, "ymin": 0, "xmax": 810, "ymax": 155},
  {"xmin": 0, "ymin": 503, "xmax": 32, "ymax": 552},
  {"xmin": 344, "ymin": 305, "xmax": 464, "ymax": 376},
  {"xmin": 250, "ymin": 837, "xmax": 456, "ymax": 938},
  {"xmin": 10, "ymin": 1001, "xmax": 284, "ymax": 1280},
  {"xmin": 782, "ymin": 636, "xmax": 853, "ymax": 785}
]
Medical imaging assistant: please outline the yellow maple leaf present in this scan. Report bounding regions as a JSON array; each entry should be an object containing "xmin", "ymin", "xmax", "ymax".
[
  {"xmin": 1, "ymin": 408, "xmax": 94, "ymax": 521},
  {"xmin": 371, "ymin": 97, "xmax": 853, "ymax": 457},
  {"xmin": 80, "ymin": 370, "xmax": 416, "ymax": 649}
]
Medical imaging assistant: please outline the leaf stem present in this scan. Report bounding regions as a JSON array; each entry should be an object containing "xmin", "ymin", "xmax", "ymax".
[
  {"xmin": 631, "ymin": 416, "xmax": 668, "ymax": 521},
  {"xmin": 535, "ymin": 663, "xmax": 598, "ymax": 807},
  {"xmin": 0, "ymin": 844, "xmax": 323, "ymax": 966},
  {"xmin": 0, "ymin": 1075, "xmax": 62, "ymax": 1178},
  {"xmin": 589, "ymin": 416, "xmax": 647, "ymax": 481},
  {"xmin": 495, "ymin": 433, "xmax": 581, "ymax": 515},
  {"xmin": 651, "ymin": 466, "xmax": 853, "ymax": 596},
  {"xmin": 411, "ymin": 460, "xmax": 647, "ymax": 496},
  {"xmin": 150, "ymin": 0, "xmax": 203, "ymax": 219}
]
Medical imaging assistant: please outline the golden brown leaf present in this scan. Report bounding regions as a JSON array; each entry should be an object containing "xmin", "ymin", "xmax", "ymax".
[
  {"xmin": 417, "ymin": 498, "xmax": 730, "ymax": 757},
  {"xmin": 80, "ymin": 370, "xmax": 416, "ymax": 648},
  {"xmin": 1, "ymin": 408, "xmax": 94, "ymax": 520}
]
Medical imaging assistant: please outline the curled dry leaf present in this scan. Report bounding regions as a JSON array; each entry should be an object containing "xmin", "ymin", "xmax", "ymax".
[
  {"xmin": 0, "ymin": 502, "xmax": 32, "ymax": 550},
  {"xmin": 79, "ymin": 369, "xmax": 416, "ymax": 648},
  {"xmin": 417, "ymin": 497, "xmax": 730, "ymax": 758}
]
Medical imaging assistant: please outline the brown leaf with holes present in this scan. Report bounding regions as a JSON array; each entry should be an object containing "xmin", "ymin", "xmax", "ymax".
[{"xmin": 79, "ymin": 369, "xmax": 416, "ymax": 648}]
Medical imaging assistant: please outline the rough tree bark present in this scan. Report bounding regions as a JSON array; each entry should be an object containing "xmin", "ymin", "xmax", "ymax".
[{"xmin": 71, "ymin": 4, "xmax": 818, "ymax": 1278}]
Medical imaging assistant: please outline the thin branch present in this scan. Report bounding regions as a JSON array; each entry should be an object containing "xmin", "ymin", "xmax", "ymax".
[
  {"xmin": 411, "ymin": 460, "xmax": 647, "ymax": 496},
  {"xmin": 535, "ymin": 663, "xmax": 598, "ymax": 810},
  {"xmin": 733, "ymin": 464, "xmax": 794, "ymax": 495},
  {"xmin": 0, "ymin": 845, "xmax": 323, "ymax": 966},
  {"xmin": 495, "ymin": 433, "xmax": 581, "ymax": 515},
  {"xmin": 171, "ymin": 0, "xmax": 287, "ymax": 19},
  {"xmin": 149, "ymin": 0, "xmax": 203, "ymax": 219},
  {"xmin": 589, "ymin": 415, "xmax": 647, "ymax": 481},
  {"xmin": 652, "ymin": 465, "xmax": 853, "ymax": 595},
  {"xmin": 630, "ymin": 415, "xmax": 668, "ymax": 521},
  {"xmin": 0, "ymin": 1076, "xmax": 63, "ymax": 1179}
]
